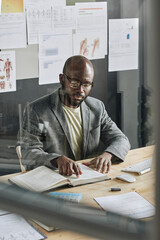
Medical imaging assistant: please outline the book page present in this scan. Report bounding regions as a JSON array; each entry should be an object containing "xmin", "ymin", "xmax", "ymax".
[
  {"xmin": 10, "ymin": 166, "xmax": 67, "ymax": 192},
  {"xmin": 67, "ymin": 163, "xmax": 110, "ymax": 186}
]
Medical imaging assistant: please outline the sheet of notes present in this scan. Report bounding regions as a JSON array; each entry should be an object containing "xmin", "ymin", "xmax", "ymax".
[
  {"xmin": 0, "ymin": 213, "xmax": 45, "ymax": 240},
  {"xmin": 94, "ymin": 191, "xmax": 155, "ymax": 219}
]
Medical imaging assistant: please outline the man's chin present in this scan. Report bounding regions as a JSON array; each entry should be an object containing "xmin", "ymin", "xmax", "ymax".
[
  {"xmin": 72, "ymin": 100, "xmax": 82, "ymax": 107},
  {"xmin": 71, "ymin": 98, "xmax": 84, "ymax": 107},
  {"xmin": 64, "ymin": 94, "xmax": 86, "ymax": 108}
]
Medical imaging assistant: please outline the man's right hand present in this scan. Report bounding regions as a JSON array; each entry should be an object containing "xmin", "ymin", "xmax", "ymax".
[{"xmin": 55, "ymin": 156, "xmax": 82, "ymax": 177}]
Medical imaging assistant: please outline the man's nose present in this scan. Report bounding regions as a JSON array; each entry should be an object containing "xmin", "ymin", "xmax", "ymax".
[{"xmin": 77, "ymin": 84, "xmax": 85, "ymax": 93}]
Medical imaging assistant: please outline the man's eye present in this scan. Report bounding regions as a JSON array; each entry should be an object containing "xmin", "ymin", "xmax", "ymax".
[
  {"xmin": 83, "ymin": 83, "xmax": 90, "ymax": 87},
  {"xmin": 71, "ymin": 81, "xmax": 79, "ymax": 85}
]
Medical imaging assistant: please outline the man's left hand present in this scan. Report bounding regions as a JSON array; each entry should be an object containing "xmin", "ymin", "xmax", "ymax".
[{"xmin": 84, "ymin": 152, "xmax": 112, "ymax": 173}]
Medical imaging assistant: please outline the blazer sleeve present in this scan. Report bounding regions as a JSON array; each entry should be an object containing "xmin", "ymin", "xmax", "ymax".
[
  {"xmin": 18, "ymin": 106, "xmax": 61, "ymax": 170},
  {"xmin": 100, "ymin": 102, "xmax": 131, "ymax": 161}
]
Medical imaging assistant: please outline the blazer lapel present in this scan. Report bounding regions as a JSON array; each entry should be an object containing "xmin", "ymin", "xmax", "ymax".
[
  {"xmin": 50, "ymin": 89, "xmax": 74, "ymax": 155},
  {"xmin": 49, "ymin": 89, "xmax": 90, "ymax": 160},
  {"xmin": 81, "ymin": 101, "xmax": 90, "ymax": 158}
]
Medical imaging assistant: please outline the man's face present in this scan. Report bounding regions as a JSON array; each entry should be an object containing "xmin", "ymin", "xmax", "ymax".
[{"xmin": 60, "ymin": 62, "xmax": 94, "ymax": 108}]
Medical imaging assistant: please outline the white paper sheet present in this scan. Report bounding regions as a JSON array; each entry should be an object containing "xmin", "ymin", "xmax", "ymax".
[
  {"xmin": 94, "ymin": 192, "xmax": 155, "ymax": 219},
  {"xmin": 25, "ymin": 0, "xmax": 66, "ymax": 7},
  {"xmin": 25, "ymin": 0, "xmax": 66, "ymax": 45},
  {"xmin": 75, "ymin": 2, "xmax": 107, "ymax": 56},
  {"xmin": 109, "ymin": 18, "xmax": 139, "ymax": 72},
  {"xmin": 0, "ymin": 213, "xmax": 45, "ymax": 240},
  {"xmin": 0, "ymin": 51, "xmax": 16, "ymax": 93},
  {"xmin": 26, "ymin": 2, "xmax": 52, "ymax": 44},
  {"xmin": 0, "ymin": 13, "xmax": 26, "ymax": 49},
  {"xmin": 52, "ymin": 5, "xmax": 76, "ymax": 30},
  {"xmin": 39, "ymin": 30, "xmax": 72, "ymax": 85},
  {"xmin": 75, "ymin": 2, "xmax": 107, "ymax": 31},
  {"xmin": 0, "ymin": 209, "xmax": 9, "ymax": 215}
]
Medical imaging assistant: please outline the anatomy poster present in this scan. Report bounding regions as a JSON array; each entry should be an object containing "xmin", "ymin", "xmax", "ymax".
[
  {"xmin": 75, "ymin": 2, "xmax": 107, "ymax": 56},
  {"xmin": 73, "ymin": 30, "xmax": 106, "ymax": 60},
  {"xmin": 0, "ymin": 51, "xmax": 16, "ymax": 93}
]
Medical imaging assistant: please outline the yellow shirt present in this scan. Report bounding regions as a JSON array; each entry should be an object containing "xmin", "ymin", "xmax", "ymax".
[{"xmin": 62, "ymin": 104, "xmax": 83, "ymax": 160}]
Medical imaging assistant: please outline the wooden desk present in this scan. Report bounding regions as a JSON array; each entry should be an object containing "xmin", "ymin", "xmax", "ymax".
[{"xmin": 0, "ymin": 145, "xmax": 155, "ymax": 240}]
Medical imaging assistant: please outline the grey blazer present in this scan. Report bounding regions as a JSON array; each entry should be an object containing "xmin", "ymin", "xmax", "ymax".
[{"xmin": 20, "ymin": 88, "xmax": 130, "ymax": 170}]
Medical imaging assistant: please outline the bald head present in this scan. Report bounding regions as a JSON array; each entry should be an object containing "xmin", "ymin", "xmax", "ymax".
[{"xmin": 63, "ymin": 55, "xmax": 94, "ymax": 77}]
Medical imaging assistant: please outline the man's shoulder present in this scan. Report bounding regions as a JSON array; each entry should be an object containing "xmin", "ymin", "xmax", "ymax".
[
  {"xmin": 84, "ymin": 96, "xmax": 104, "ymax": 108},
  {"xmin": 30, "ymin": 88, "xmax": 59, "ymax": 108},
  {"xmin": 29, "ymin": 89, "xmax": 58, "ymax": 113}
]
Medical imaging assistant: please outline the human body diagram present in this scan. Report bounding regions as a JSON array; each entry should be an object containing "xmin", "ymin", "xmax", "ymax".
[
  {"xmin": 0, "ymin": 56, "xmax": 14, "ymax": 91},
  {"xmin": 79, "ymin": 38, "xmax": 100, "ymax": 58},
  {"xmin": 4, "ymin": 58, "xmax": 13, "ymax": 81}
]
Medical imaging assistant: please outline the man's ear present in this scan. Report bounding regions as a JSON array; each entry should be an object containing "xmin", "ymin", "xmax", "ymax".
[{"xmin": 59, "ymin": 74, "xmax": 64, "ymax": 85}]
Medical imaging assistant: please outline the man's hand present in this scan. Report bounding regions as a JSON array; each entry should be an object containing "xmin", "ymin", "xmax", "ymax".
[
  {"xmin": 84, "ymin": 152, "xmax": 112, "ymax": 173},
  {"xmin": 56, "ymin": 156, "xmax": 82, "ymax": 177}
]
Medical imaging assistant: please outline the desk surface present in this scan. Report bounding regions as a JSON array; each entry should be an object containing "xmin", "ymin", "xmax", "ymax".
[{"xmin": 0, "ymin": 145, "xmax": 155, "ymax": 240}]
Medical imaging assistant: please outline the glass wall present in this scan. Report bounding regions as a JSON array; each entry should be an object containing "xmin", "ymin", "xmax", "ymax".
[{"xmin": 0, "ymin": 0, "xmax": 159, "ymax": 239}]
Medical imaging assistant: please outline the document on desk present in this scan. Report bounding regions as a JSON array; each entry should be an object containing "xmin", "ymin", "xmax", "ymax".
[
  {"xmin": 0, "ymin": 209, "xmax": 9, "ymax": 215},
  {"xmin": 94, "ymin": 192, "xmax": 155, "ymax": 219},
  {"xmin": 0, "ymin": 213, "xmax": 46, "ymax": 240}
]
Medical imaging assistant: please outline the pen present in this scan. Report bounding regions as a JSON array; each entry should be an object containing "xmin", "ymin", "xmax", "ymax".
[{"xmin": 110, "ymin": 188, "xmax": 121, "ymax": 191}]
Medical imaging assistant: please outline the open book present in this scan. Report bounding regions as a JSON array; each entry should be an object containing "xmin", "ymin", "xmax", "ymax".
[{"xmin": 9, "ymin": 164, "xmax": 110, "ymax": 192}]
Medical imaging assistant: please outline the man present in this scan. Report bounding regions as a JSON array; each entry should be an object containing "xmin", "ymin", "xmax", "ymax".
[{"xmin": 20, "ymin": 55, "xmax": 130, "ymax": 177}]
